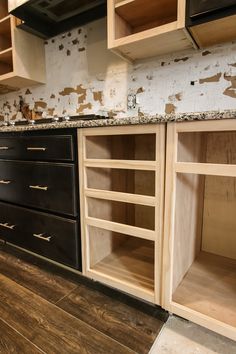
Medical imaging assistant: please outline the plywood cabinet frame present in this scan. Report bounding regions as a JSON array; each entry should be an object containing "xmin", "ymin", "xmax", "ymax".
[
  {"xmin": 162, "ymin": 119, "xmax": 236, "ymax": 341},
  {"xmin": 78, "ymin": 124, "xmax": 166, "ymax": 304},
  {"xmin": 108, "ymin": 0, "xmax": 196, "ymax": 61}
]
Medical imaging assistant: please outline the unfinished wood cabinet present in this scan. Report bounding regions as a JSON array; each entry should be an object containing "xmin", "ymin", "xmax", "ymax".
[
  {"xmin": 186, "ymin": 0, "xmax": 236, "ymax": 48},
  {"xmin": 107, "ymin": 0, "xmax": 195, "ymax": 61},
  {"xmin": 0, "ymin": 0, "xmax": 45, "ymax": 94},
  {"xmin": 163, "ymin": 119, "xmax": 236, "ymax": 341},
  {"xmin": 78, "ymin": 124, "xmax": 165, "ymax": 304}
]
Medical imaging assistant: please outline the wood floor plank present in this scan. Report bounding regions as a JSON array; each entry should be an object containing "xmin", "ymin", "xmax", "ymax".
[
  {"xmin": 0, "ymin": 246, "xmax": 78, "ymax": 303},
  {"xmin": 57, "ymin": 284, "xmax": 163, "ymax": 354},
  {"xmin": 0, "ymin": 318, "xmax": 44, "ymax": 354},
  {"xmin": 0, "ymin": 274, "xmax": 135, "ymax": 354}
]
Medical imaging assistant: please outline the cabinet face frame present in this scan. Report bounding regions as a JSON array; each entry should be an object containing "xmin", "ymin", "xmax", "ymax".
[
  {"xmin": 162, "ymin": 119, "xmax": 236, "ymax": 341},
  {"xmin": 78, "ymin": 124, "xmax": 165, "ymax": 304}
]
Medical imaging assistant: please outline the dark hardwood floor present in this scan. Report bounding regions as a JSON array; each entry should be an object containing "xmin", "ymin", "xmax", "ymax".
[{"xmin": 0, "ymin": 243, "xmax": 168, "ymax": 354}]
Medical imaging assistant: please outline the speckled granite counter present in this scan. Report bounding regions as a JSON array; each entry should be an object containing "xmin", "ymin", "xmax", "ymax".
[{"xmin": 0, "ymin": 110, "xmax": 236, "ymax": 133}]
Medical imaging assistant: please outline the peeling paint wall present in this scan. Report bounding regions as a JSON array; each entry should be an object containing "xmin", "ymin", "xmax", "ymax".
[{"xmin": 0, "ymin": 18, "xmax": 236, "ymax": 121}]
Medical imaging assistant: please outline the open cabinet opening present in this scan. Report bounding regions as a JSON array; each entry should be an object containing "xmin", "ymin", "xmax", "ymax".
[
  {"xmin": 172, "ymin": 129, "xmax": 236, "ymax": 329},
  {"xmin": 0, "ymin": 17, "xmax": 12, "ymax": 53},
  {"xmin": 89, "ymin": 226, "xmax": 155, "ymax": 293},
  {"xmin": 114, "ymin": 0, "xmax": 178, "ymax": 39},
  {"xmin": 87, "ymin": 168, "xmax": 156, "ymax": 196},
  {"xmin": 85, "ymin": 133, "xmax": 156, "ymax": 160},
  {"xmin": 0, "ymin": 1, "xmax": 8, "ymax": 21},
  {"xmin": 87, "ymin": 197, "xmax": 155, "ymax": 230}
]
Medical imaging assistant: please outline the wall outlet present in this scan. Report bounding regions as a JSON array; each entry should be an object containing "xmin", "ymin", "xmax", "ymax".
[{"xmin": 127, "ymin": 94, "xmax": 137, "ymax": 110}]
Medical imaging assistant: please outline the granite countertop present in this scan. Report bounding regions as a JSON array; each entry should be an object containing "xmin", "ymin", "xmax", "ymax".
[{"xmin": 0, "ymin": 109, "xmax": 236, "ymax": 133}]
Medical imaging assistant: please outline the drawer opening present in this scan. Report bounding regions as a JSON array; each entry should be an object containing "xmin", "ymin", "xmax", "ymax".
[
  {"xmin": 85, "ymin": 133, "xmax": 156, "ymax": 161},
  {"xmin": 178, "ymin": 130, "xmax": 236, "ymax": 164},
  {"xmin": 88, "ymin": 225, "xmax": 155, "ymax": 294},
  {"xmin": 172, "ymin": 172, "xmax": 236, "ymax": 329},
  {"xmin": 87, "ymin": 197, "xmax": 155, "ymax": 231},
  {"xmin": 114, "ymin": 0, "xmax": 178, "ymax": 39},
  {"xmin": 86, "ymin": 168, "xmax": 155, "ymax": 196}
]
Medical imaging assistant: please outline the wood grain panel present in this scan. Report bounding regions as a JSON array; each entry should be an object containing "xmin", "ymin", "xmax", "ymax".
[{"xmin": 173, "ymin": 251, "xmax": 236, "ymax": 328}]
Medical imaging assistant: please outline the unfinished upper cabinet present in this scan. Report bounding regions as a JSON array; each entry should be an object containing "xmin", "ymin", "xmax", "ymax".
[
  {"xmin": 78, "ymin": 125, "xmax": 165, "ymax": 304},
  {"xmin": 186, "ymin": 0, "xmax": 236, "ymax": 48},
  {"xmin": 107, "ymin": 0, "xmax": 195, "ymax": 61},
  {"xmin": 163, "ymin": 120, "xmax": 236, "ymax": 341},
  {"xmin": 0, "ymin": 0, "xmax": 45, "ymax": 94}
]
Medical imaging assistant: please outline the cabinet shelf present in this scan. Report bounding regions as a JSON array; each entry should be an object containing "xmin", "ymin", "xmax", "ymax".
[{"xmin": 173, "ymin": 251, "xmax": 236, "ymax": 328}]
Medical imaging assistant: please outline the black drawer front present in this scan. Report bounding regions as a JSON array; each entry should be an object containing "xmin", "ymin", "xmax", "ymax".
[
  {"xmin": 188, "ymin": 0, "xmax": 236, "ymax": 19},
  {"xmin": 0, "ymin": 160, "xmax": 77, "ymax": 216},
  {"xmin": 0, "ymin": 202, "xmax": 81, "ymax": 269},
  {"xmin": 0, "ymin": 135, "xmax": 74, "ymax": 161}
]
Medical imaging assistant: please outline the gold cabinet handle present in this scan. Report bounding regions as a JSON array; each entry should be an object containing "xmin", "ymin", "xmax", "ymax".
[
  {"xmin": 0, "ymin": 180, "xmax": 11, "ymax": 184},
  {"xmin": 27, "ymin": 147, "xmax": 47, "ymax": 151},
  {"xmin": 29, "ymin": 185, "xmax": 48, "ymax": 191},
  {"xmin": 0, "ymin": 147, "xmax": 9, "ymax": 150},
  {"xmin": 0, "ymin": 222, "xmax": 15, "ymax": 230},
  {"xmin": 33, "ymin": 233, "xmax": 52, "ymax": 242}
]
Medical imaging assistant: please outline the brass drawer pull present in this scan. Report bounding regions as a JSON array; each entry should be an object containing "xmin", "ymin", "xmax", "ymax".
[
  {"xmin": 33, "ymin": 233, "xmax": 52, "ymax": 242},
  {"xmin": 29, "ymin": 185, "xmax": 48, "ymax": 191},
  {"xmin": 0, "ymin": 146, "xmax": 9, "ymax": 150},
  {"xmin": 27, "ymin": 147, "xmax": 47, "ymax": 151},
  {"xmin": 0, "ymin": 180, "xmax": 11, "ymax": 184},
  {"xmin": 0, "ymin": 222, "xmax": 15, "ymax": 230}
]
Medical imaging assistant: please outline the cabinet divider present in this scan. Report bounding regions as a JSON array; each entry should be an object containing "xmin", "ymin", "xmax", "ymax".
[
  {"xmin": 85, "ymin": 188, "xmax": 156, "ymax": 206},
  {"xmin": 84, "ymin": 159, "xmax": 157, "ymax": 170},
  {"xmin": 175, "ymin": 162, "xmax": 236, "ymax": 177},
  {"xmin": 86, "ymin": 217, "xmax": 156, "ymax": 241}
]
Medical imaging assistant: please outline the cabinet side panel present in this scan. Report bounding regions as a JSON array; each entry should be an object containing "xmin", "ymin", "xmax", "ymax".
[
  {"xmin": 12, "ymin": 26, "xmax": 46, "ymax": 83},
  {"xmin": 173, "ymin": 132, "xmax": 206, "ymax": 292},
  {"xmin": 202, "ymin": 132, "xmax": 236, "ymax": 260}
]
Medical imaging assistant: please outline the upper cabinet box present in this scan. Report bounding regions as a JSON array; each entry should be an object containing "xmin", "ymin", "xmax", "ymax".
[
  {"xmin": 107, "ymin": 0, "xmax": 195, "ymax": 61},
  {"xmin": 8, "ymin": 0, "xmax": 106, "ymax": 38},
  {"xmin": 0, "ymin": 0, "xmax": 45, "ymax": 94},
  {"xmin": 186, "ymin": 0, "xmax": 236, "ymax": 48}
]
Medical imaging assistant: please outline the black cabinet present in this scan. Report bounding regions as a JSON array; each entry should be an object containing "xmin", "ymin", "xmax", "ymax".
[
  {"xmin": 0, "ymin": 202, "xmax": 80, "ymax": 268},
  {"xmin": 188, "ymin": 0, "xmax": 236, "ymax": 20},
  {"xmin": 0, "ymin": 129, "xmax": 81, "ymax": 270},
  {"xmin": 0, "ymin": 135, "xmax": 74, "ymax": 161}
]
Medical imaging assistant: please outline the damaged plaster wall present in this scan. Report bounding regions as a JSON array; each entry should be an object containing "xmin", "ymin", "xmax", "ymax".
[{"xmin": 0, "ymin": 18, "xmax": 236, "ymax": 121}]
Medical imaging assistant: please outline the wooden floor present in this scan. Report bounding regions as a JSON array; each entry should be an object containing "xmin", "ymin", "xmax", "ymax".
[
  {"xmin": 0, "ymin": 243, "xmax": 167, "ymax": 354},
  {"xmin": 173, "ymin": 251, "xmax": 236, "ymax": 328}
]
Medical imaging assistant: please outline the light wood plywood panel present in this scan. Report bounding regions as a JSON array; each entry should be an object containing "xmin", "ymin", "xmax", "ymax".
[
  {"xmin": 173, "ymin": 251, "xmax": 236, "ymax": 329},
  {"xmin": 108, "ymin": 0, "xmax": 195, "ymax": 61},
  {"xmin": 190, "ymin": 14, "xmax": 236, "ymax": 48}
]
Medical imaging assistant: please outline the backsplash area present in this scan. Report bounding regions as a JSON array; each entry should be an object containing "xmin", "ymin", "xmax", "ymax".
[{"xmin": 0, "ymin": 18, "xmax": 235, "ymax": 121}]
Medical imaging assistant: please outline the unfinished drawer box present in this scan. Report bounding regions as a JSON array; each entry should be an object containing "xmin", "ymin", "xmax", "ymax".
[
  {"xmin": 108, "ymin": 0, "xmax": 195, "ymax": 61},
  {"xmin": 163, "ymin": 120, "xmax": 236, "ymax": 341},
  {"xmin": 79, "ymin": 125, "xmax": 165, "ymax": 303}
]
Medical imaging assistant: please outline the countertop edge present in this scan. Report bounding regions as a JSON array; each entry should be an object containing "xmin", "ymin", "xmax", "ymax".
[{"xmin": 0, "ymin": 110, "xmax": 236, "ymax": 133}]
